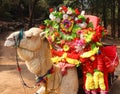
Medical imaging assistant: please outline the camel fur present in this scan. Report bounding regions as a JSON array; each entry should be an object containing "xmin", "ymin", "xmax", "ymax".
[{"xmin": 4, "ymin": 27, "xmax": 79, "ymax": 94}]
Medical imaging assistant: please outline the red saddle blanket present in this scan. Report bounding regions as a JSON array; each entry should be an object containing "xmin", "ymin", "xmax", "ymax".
[{"xmin": 101, "ymin": 45, "xmax": 119, "ymax": 72}]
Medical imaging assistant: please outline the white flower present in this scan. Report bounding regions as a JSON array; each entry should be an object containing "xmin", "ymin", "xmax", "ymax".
[
  {"xmin": 67, "ymin": 9, "xmax": 73, "ymax": 14},
  {"xmin": 75, "ymin": 44, "xmax": 83, "ymax": 52},
  {"xmin": 49, "ymin": 13, "xmax": 56, "ymax": 20},
  {"xmin": 78, "ymin": 22, "xmax": 87, "ymax": 28},
  {"xmin": 63, "ymin": 14, "xmax": 68, "ymax": 19},
  {"xmin": 75, "ymin": 17, "xmax": 78, "ymax": 21},
  {"xmin": 59, "ymin": 7, "xmax": 62, "ymax": 11},
  {"xmin": 80, "ymin": 34, "xmax": 84, "ymax": 39},
  {"xmin": 55, "ymin": 18, "xmax": 61, "ymax": 23},
  {"xmin": 81, "ymin": 10, "xmax": 85, "ymax": 15}
]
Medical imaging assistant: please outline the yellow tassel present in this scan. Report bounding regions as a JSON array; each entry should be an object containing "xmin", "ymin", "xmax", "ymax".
[
  {"xmin": 98, "ymin": 72, "xmax": 106, "ymax": 90},
  {"xmin": 85, "ymin": 73, "xmax": 95, "ymax": 90},
  {"xmin": 93, "ymin": 71, "xmax": 99, "ymax": 89}
]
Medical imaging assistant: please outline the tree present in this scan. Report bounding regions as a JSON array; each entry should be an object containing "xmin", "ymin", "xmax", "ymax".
[
  {"xmin": 102, "ymin": 0, "xmax": 107, "ymax": 28},
  {"xmin": 111, "ymin": 0, "xmax": 116, "ymax": 38},
  {"xmin": 28, "ymin": 0, "xmax": 39, "ymax": 28},
  {"xmin": 118, "ymin": 0, "xmax": 120, "ymax": 39}
]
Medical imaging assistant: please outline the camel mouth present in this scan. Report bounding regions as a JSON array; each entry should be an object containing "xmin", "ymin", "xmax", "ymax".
[{"xmin": 4, "ymin": 39, "xmax": 15, "ymax": 47}]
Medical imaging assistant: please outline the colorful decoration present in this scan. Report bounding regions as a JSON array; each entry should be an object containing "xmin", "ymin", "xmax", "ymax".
[{"xmin": 40, "ymin": 6, "xmax": 119, "ymax": 94}]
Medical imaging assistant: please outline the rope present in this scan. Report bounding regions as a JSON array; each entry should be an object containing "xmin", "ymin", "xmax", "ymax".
[
  {"xmin": 15, "ymin": 48, "xmax": 34, "ymax": 88},
  {"xmin": 15, "ymin": 48, "xmax": 27, "ymax": 94},
  {"xmin": 13, "ymin": 31, "xmax": 35, "ymax": 94}
]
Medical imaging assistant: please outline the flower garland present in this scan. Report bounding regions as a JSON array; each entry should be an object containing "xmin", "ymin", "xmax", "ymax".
[
  {"xmin": 39, "ymin": 6, "xmax": 119, "ymax": 94},
  {"xmin": 41, "ymin": 6, "xmax": 107, "ymax": 66}
]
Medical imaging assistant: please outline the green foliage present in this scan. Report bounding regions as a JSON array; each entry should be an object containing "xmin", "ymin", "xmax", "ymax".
[
  {"xmin": 0, "ymin": 0, "xmax": 119, "ymax": 38},
  {"xmin": 44, "ymin": 0, "xmax": 63, "ymax": 7}
]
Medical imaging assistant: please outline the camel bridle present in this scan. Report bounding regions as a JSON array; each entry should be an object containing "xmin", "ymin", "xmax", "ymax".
[
  {"xmin": 13, "ymin": 30, "xmax": 63, "ymax": 94},
  {"xmin": 14, "ymin": 29, "xmax": 35, "ymax": 88}
]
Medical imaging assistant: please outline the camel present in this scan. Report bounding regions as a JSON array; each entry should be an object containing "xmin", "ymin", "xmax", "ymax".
[{"xmin": 4, "ymin": 27, "xmax": 79, "ymax": 94}]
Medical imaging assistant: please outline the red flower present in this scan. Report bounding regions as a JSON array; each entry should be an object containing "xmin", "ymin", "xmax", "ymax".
[
  {"xmin": 62, "ymin": 6, "xmax": 68, "ymax": 12},
  {"xmin": 67, "ymin": 53, "xmax": 80, "ymax": 59},
  {"xmin": 51, "ymin": 49, "xmax": 64, "ymax": 57},
  {"xmin": 49, "ymin": 8, "xmax": 54, "ymax": 13},
  {"xmin": 78, "ymin": 19, "xmax": 82, "ymax": 23},
  {"xmin": 39, "ymin": 25, "xmax": 45, "ymax": 29},
  {"xmin": 75, "ymin": 8, "xmax": 80, "ymax": 15},
  {"xmin": 86, "ymin": 18, "xmax": 90, "ymax": 24}
]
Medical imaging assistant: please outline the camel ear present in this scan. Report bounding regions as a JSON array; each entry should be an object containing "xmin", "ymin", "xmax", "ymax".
[
  {"xmin": 25, "ymin": 30, "xmax": 33, "ymax": 38},
  {"xmin": 40, "ymin": 32, "xmax": 46, "ymax": 39}
]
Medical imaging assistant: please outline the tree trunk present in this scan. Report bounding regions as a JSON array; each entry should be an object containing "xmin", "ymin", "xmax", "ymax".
[
  {"xmin": 111, "ymin": 0, "xmax": 116, "ymax": 39},
  {"xmin": 118, "ymin": 0, "xmax": 120, "ymax": 39},
  {"xmin": 28, "ymin": 0, "xmax": 39, "ymax": 28},
  {"xmin": 80, "ymin": 0, "xmax": 84, "ymax": 10},
  {"xmin": 18, "ymin": 0, "xmax": 24, "ymax": 20},
  {"xmin": 102, "ymin": 0, "xmax": 107, "ymax": 28}
]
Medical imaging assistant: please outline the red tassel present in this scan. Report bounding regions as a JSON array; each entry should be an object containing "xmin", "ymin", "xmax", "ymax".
[{"xmin": 17, "ymin": 67, "xmax": 21, "ymax": 72}]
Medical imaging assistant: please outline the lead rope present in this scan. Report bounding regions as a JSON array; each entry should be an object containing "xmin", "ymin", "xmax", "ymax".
[
  {"xmin": 14, "ymin": 31, "xmax": 35, "ymax": 94},
  {"xmin": 15, "ymin": 47, "xmax": 27, "ymax": 94},
  {"xmin": 15, "ymin": 48, "xmax": 35, "ymax": 88}
]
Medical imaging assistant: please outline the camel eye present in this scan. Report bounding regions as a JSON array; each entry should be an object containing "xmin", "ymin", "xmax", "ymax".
[{"xmin": 26, "ymin": 36, "xmax": 32, "ymax": 39}]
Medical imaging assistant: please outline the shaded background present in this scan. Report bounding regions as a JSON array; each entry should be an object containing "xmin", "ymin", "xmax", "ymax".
[{"xmin": 0, "ymin": 0, "xmax": 120, "ymax": 39}]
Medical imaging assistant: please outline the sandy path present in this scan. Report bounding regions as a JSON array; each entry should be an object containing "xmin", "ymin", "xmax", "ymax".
[{"xmin": 0, "ymin": 32, "xmax": 39, "ymax": 94}]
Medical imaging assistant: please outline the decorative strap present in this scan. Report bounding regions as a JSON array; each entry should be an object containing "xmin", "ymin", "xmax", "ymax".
[
  {"xmin": 14, "ymin": 29, "xmax": 24, "ymax": 47},
  {"xmin": 36, "ymin": 66, "xmax": 54, "ymax": 84}
]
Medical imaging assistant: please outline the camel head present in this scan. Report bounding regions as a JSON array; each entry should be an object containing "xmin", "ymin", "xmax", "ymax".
[{"xmin": 4, "ymin": 27, "xmax": 46, "ymax": 51}]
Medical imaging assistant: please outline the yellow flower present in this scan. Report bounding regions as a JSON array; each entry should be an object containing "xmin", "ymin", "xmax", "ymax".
[
  {"xmin": 51, "ymin": 56, "xmax": 61, "ymax": 63},
  {"xmin": 63, "ymin": 44, "xmax": 70, "ymax": 51},
  {"xmin": 66, "ymin": 58, "xmax": 79, "ymax": 65},
  {"xmin": 93, "ymin": 71, "xmax": 106, "ymax": 90},
  {"xmin": 85, "ymin": 73, "xmax": 95, "ymax": 90},
  {"xmin": 80, "ymin": 47, "xmax": 99, "ymax": 58}
]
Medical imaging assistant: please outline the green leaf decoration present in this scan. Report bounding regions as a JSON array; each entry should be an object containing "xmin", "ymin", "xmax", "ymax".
[
  {"xmin": 71, "ymin": 33, "xmax": 77, "ymax": 38},
  {"xmin": 52, "ymin": 22, "xmax": 59, "ymax": 29},
  {"xmin": 72, "ymin": 24, "xmax": 81, "ymax": 33},
  {"xmin": 52, "ymin": 11, "xmax": 63, "ymax": 18},
  {"xmin": 102, "ymin": 31, "xmax": 105, "ymax": 37},
  {"xmin": 44, "ymin": 19, "xmax": 52, "ymax": 26},
  {"xmin": 78, "ymin": 15, "xmax": 86, "ymax": 22},
  {"xmin": 96, "ymin": 42, "xmax": 102, "ymax": 46},
  {"xmin": 87, "ymin": 22, "xmax": 94, "ymax": 28},
  {"xmin": 91, "ymin": 43, "xmax": 96, "ymax": 49},
  {"xmin": 85, "ymin": 32, "xmax": 94, "ymax": 43}
]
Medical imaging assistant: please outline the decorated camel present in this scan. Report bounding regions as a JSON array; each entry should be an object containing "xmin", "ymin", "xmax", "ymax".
[
  {"xmin": 4, "ymin": 27, "xmax": 79, "ymax": 94},
  {"xmin": 4, "ymin": 6, "xmax": 119, "ymax": 94}
]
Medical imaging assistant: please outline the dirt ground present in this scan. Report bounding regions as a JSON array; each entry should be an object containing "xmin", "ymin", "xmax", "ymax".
[{"xmin": 0, "ymin": 31, "xmax": 120, "ymax": 94}]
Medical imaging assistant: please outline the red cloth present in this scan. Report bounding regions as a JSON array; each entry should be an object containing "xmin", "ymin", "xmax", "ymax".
[
  {"xmin": 101, "ymin": 45, "xmax": 119, "ymax": 73},
  {"xmin": 85, "ymin": 15, "xmax": 100, "ymax": 29}
]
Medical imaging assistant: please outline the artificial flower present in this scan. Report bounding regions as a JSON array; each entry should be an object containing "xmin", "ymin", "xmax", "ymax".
[
  {"xmin": 41, "ymin": 6, "xmax": 118, "ymax": 94},
  {"xmin": 63, "ymin": 14, "xmax": 69, "ymax": 19},
  {"xmin": 49, "ymin": 13, "xmax": 56, "ymax": 21},
  {"xmin": 67, "ymin": 7, "xmax": 73, "ymax": 14},
  {"xmin": 78, "ymin": 22, "xmax": 87, "ymax": 29},
  {"xmin": 75, "ymin": 8, "xmax": 80, "ymax": 15},
  {"xmin": 49, "ymin": 8, "xmax": 54, "ymax": 13},
  {"xmin": 80, "ymin": 47, "xmax": 99, "ymax": 58},
  {"xmin": 63, "ymin": 44, "xmax": 70, "ymax": 51},
  {"xmin": 62, "ymin": 6, "xmax": 68, "ymax": 13}
]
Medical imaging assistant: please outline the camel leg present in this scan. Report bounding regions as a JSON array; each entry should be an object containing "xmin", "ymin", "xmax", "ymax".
[
  {"xmin": 109, "ymin": 77, "xmax": 120, "ymax": 94},
  {"xmin": 35, "ymin": 86, "xmax": 45, "ymax": 94},
  {"xmin": 60, "ymin": 67, "xmax": 79, "ymax": 94}
]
